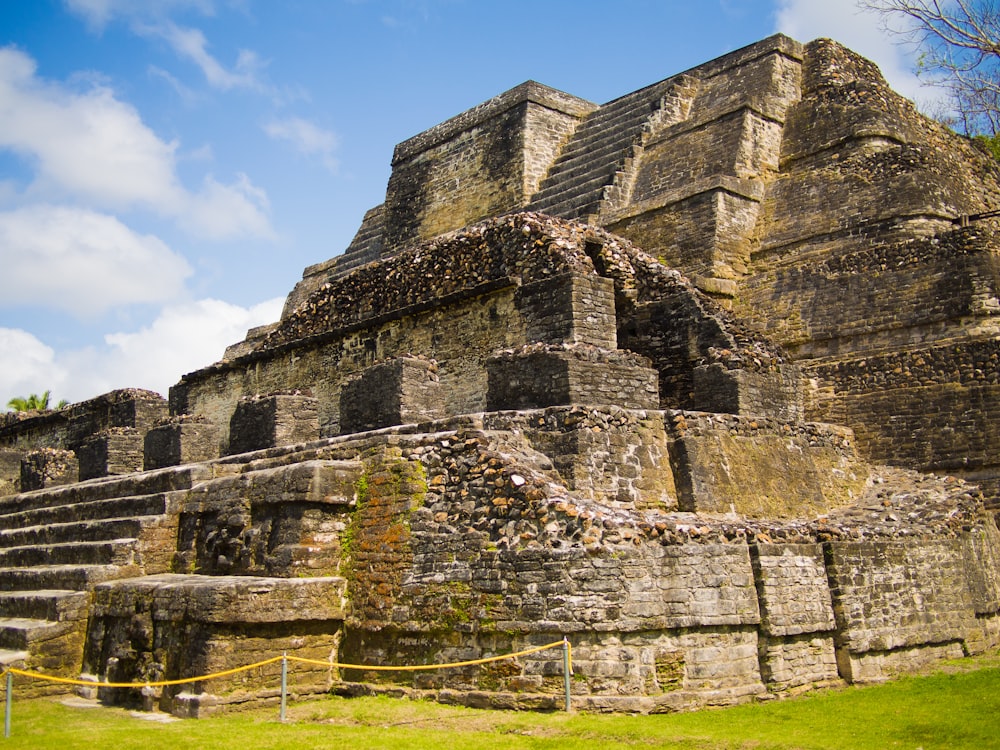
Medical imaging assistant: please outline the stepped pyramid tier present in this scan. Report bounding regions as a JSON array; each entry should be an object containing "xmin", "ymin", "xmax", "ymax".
[{"xmin": 2, "ymin": 34, "xmax": 1000, "ymax": 715}]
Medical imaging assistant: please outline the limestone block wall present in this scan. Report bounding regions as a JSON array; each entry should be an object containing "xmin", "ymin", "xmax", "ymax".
[
  {"xmin": 751, "ymin": 543, "xmax": 839, "ymax": 690},
  {"xmin": 667, "ymin": 413, "xmax": 867, "ymax": 517},
  {"xmin": 482, "ymin": 407, "xmax": 677, "ymax": 510},
  {"xmin": 324, "ymin": 423, "xmax": 998, "ymax": 709},
  {"xmin": 603, "ymin": 35, "xmax": 803, "ymax": 289},
  {"xmin": 383, "ymin": 82, "xmax": 593, "ymax": 251},
  {"xmin": 143, "ymin": 417, "xmax": 220, "ymax": 471},
  {"xmin": 741, "ymin": 226, "xmax": 1000, "ymax": 357},
  {"xmin": 226, "ymin": 393, "xmax": 319, "ymax": 455},
  {"xmin": 734, "ymin": 38, "xmax": 1000, "ymax": 499},
  {"xmin": 617, "ymin": 286, "xmax": 797, "ymax": 417},
  {"xmin": 173, "ymin": 460, "xmax": 359, "ymax": 577},
  {"xmin": 0, "ymin": 448, "xmax": 18, "ymax": 496},
  {"xmin": 20, "ymin": 448, "xmax": 79, "ymax": 491},
  {"xmin": 825, "ymin": 539, "xmax": 980, "ymax": 681},
  {"xmin": 82, "ymin": 574, "xmax": 346, "ymax": 715},
  {"xmin": 340, "ymin": 356, "xmax": 445, "ymax": 434},
  {"xmin": 0, "ymin": 389, "xmax": 166, "ymax": 454},
  {"xmin": 486, "ymin": 345, "xmax": 660, "ymax": 411},
  {"xmin": 177, "ymin": 213, "xmax": 770, "ymax": 444},
  {"xmin": 78, "ymin": 428, "xmax": 145, "ymax": 481}
]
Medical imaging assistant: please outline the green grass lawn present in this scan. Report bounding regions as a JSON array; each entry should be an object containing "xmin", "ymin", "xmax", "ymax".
[{"xmin": 3, "ymin": 652, "xmax": 999, "ymax": 750}]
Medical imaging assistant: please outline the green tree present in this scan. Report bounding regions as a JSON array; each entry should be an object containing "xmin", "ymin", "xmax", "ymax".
[
  {"xmin": 6, "ymin": 391, "xmax": 67, "ymax": 412},
  {"xmin": 859, "ymin": 0, "xmax": 1000, "ymax": 135}
]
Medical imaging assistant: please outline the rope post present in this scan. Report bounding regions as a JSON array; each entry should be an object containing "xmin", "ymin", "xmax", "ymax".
[
  {"xmin": 280, "ymin": 653, "xmax": 288, "ymax": 723},
  {"xmin": 4, "ymin": 669, "xmax": 12, "ymax": 738},
  {"xmin": 562, "ymin": 637, "xmax": 571, "ymax": 712}
]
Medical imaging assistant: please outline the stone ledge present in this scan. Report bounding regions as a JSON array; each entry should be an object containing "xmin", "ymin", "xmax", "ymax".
[{"xmin": 90, "ymin": 573, "xmax": 347, "ymax": 623}]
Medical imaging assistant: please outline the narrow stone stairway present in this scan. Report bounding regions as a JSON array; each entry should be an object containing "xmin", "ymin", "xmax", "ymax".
[{"xmin": 527, "ymin": 75, "xmax": 698, "ymax": 221}]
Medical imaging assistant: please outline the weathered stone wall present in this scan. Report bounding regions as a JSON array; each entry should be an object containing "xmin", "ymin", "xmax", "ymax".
[
  {"xmin": 0, "ymin": 448, "xmax": 22, "ymax": 496},
  {"xmin": 340, "ymin": 356, "xmax": 445, "ymax": 434},
  {"xmin": 173, "ymin": 460, "xmax": 358, "ymax": 577},
  {"xmin": 311, "ymin": 422, "xmax": 998, "ymax": 709},
  {"xmin": 603, "ymin": 35, "xmax": 803, "ymax": 290},
  {"xmin": 383, "ymin": 82, "xmax": 592, "ymax": 251},
  {"xmin": 20, "ymin": 448, "xmax": 79, "ymax": 491},
  {"xmin": 486, "ymin": 344, "xmax": 660, "ymax": 411},
  {"xmin": 82, "ymin": 574, "xmax": 346, "ymax": 715},
  {"xmin": 483, "ymin": 406, "xmax": 677, "ymax": 510},
  {"xmin": 0, "ymin": 390, "xmax": 167, "ymax": 453},
  {"xmin": 174, "ymin": 214, "xmax": 784, "ymax": 443},
  {"xmin": 78, "ymin": 428, "xmax": 145, "ymax": 481},
  {"xmin": 751, "ymin": 543, "xmax": 839, "ymax": 691},
  {"xmin": 733, "ymin": 38, "xmax": 1000, "ymax": 502},
  {"xmin": 143, "ymin": 416, "xmax": 220, "ymax": 471},
  {"xmin": 825, "ymin": 539, "xmax": 979, "ymax": 681},
  {"xmin": 226, "ymin": 394, "xmax": 319, "ymax": 456},
  {"xmin": 668, "ymin": 413, "xmax": 867, "ymax": 517}
]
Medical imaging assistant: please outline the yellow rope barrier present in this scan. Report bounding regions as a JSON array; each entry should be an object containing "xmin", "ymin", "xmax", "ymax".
[
  {"xmin": 0, "ymin": 655, "xmax": 286, "ymax": 689},
  {"xmin": 288, "ymin": 640, "xmax": 566, "ymax": 671},
  {"xmin": 0, "ymin": 640, "xmax": 570, "ymax": 689}
]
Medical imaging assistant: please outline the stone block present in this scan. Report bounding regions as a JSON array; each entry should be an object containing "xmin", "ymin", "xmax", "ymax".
[
  {"xmin": 226, "ymin": 393, "xmax": 319, "ymax": 455},
  {"xmin": 340, "ymin": 356, "xmax": 445, "ymax": 434},
  {"xmin": 486, "ymin": 344, "xmax": 658, "ymax": 411},
  {"xmin": 750, "ymin": 543, "xmax": 835, "ymax": 636},
  {"xmin": 78, "ymin": 428, "xmax": 144, "ymax": 480},
  {"xmin": 20, "ymin": 448, "xmax": 78, "ymax": 490},
  {"xmin": 143, "ymin": 418, "xmax": 220, "ymax": 470},
  {"xmin": 83, "ymin": 574, "xmax": 346, "ymax": 715},
  {"xmin": 668, "ymin": 414, "xmax": 867, "ymax": 517},
  {"xmin": 692, "ymin": 362, "xmax": 803, "ymax": 421},
  {"xmin": 515, "ymin": 273, "xmax": 617, "ymax": 348}
]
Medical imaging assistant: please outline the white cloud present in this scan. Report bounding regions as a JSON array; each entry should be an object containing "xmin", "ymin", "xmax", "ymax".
[
  {"xmin": 145, "ymin": 20, "xmax": 267, "ymax": 92},
  {"xmin": 66, "ymin": 0, "xmax": 267, "ymax": 93},
  {"xmin": 94, "ymin": 296, "xmax": 284, "ymax": 395},
  {"xmin": 0, "ymin": 45, "xmax": 272, "ymax": 240},
  {"xmin": 0, "ymin": 328, "xmax": 64, "ymax": 407},
  {"xmin": 0, "ymin": 205, "xmax": 192, "ymax": 316},
  {"xmin": 263, "ymin": 116, "xmax": 339, "ymax": 173},
  {"xmin": 181, "ymin": 173, "xmax": 273, "ymax": 240},
  {"xmin": 774, "ymin": 0, "xmax": 944, "ymax": 110},
  {"xmin": 0, "ymin": 296, "xmax": 283, "ymax": 404}
]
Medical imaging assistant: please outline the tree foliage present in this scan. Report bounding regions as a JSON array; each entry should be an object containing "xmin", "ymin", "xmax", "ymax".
[
  {"xmin": 6, "ymin": 391, "xmax": 67, "ymax": 412},
  {"xmin": 860, "ymin": 0, "xmax": 1000, "ymax": 135}
]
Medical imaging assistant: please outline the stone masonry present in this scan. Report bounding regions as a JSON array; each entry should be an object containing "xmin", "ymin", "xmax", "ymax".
[{"xmin": 1, "ymin": 34, "xmax": 1000, "ymax": 716}]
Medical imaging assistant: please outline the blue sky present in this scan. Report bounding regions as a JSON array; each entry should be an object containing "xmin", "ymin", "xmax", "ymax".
[{"xmin": 0, "ymin": 0, "xmax": 931, "ymax": 406}]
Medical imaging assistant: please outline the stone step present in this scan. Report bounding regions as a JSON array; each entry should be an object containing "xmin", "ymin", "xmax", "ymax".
[
  {"xmin": 0, "ymin": 648, "xmax": 28, "ymax": 667},
  {"xmin": 579, "ymin": 95, "xmax": 656, "ymax": 127},
  {"xmin": 547, "ymin": 136, "xmax": 639, "ymax": 170},
  {"xmin": 536, "ymin": 155, "xmax": 627, "ymax": 194},
  {"xmin": 532, "ymin": 171, "xmax": 619, "ymax": 209},
  {"xmin": 0, "ymin": 617, "xmax": 76, "ymax": 650},
  {"xmin": 0, "ymin": 464, "xmax": 209, "ymax": 518},
  {"xmin": 0, "ymin": 564, "xmax": 133, "ymax": 592},
  {"xmin": 0, "ymin": 539, "xmax": 138, "ymax": 569},
  {"xmin": 0, "ymin": 516, "xmax": 154, "ymax": 550},
  {"xmin": 0, "ymin": 590, "xmax": 89, "ymax": 622},
  {"xmin": 3, "ymin": 492, "xmax": 171, "ymax": 529},
  {"xmin": 531, "ymin": 193, "xmax": 603, "ymax": 221}
]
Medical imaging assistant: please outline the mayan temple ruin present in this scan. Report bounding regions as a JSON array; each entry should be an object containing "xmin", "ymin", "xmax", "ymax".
[{"xmin": 2, "ymin": 33, "xmax": 1000, "ymax": 716}]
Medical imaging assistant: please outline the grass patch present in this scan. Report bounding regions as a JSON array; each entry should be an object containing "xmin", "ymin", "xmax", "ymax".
[{"xmin": 3, "ymin": 652, "xmax": 999, "ymax": 749}]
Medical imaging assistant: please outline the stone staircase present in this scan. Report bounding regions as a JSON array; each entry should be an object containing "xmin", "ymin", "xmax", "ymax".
[
  {"xmin": 0, "ymin": 438, "xmax": 362, "ymax": 709},
  {"xmin": 332, "ymin": 203, "xmax": 387, "ymax": 279},
  {"xmin": 527, "ymin": 75, "xmax": 698, "ymax": 221},
  {"xmin": 0, "ymin": 466, "xmax": 209, "ymax": 684}
]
